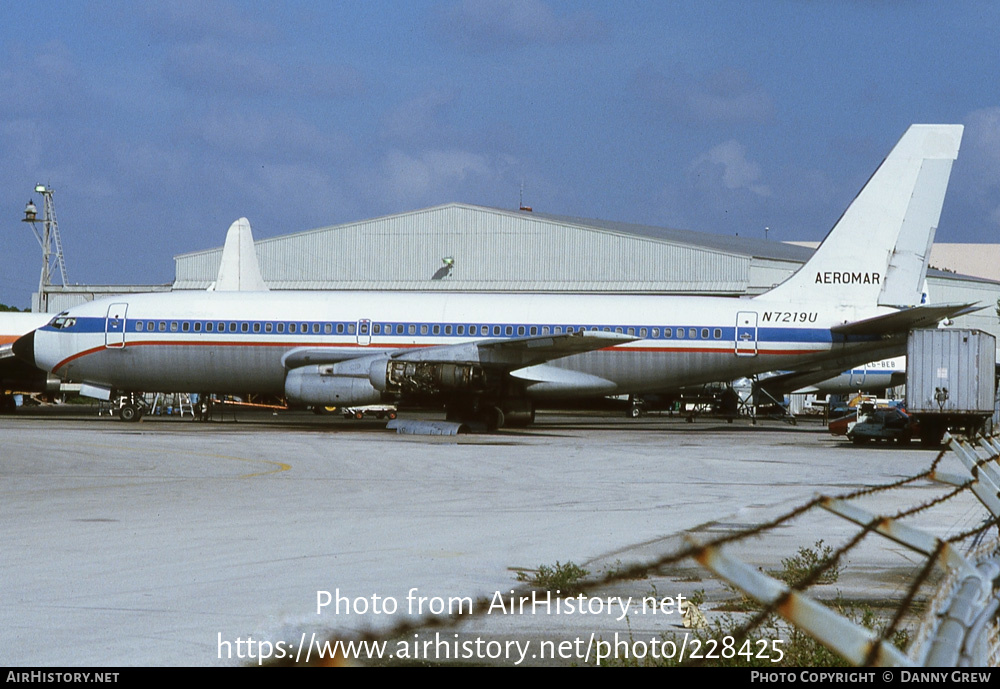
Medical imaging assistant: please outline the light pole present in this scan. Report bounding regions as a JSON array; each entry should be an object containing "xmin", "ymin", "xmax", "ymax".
[{"xmin": 21, "ymin": 184, "xmax": 68, "ymax": 312}]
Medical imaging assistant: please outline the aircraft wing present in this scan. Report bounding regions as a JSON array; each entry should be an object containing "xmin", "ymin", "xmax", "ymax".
[
  {"xmin": 393, "ymin": 330, "xmax": 636, "ymax": 367},
  {"xmin": 282, "ymin": 330, "xmax": 637, "ymax": 370},
  {"xmin": 831, "ymin": 302, "xmax": 983, "ymax": 336}
]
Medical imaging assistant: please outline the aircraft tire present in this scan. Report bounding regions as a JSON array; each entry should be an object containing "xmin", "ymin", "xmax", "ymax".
[{"xmin": 119, "ymin": 404, "xmax": 140, "ymax": 422}]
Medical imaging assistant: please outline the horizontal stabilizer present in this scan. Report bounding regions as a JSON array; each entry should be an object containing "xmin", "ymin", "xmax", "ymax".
[
  {"xmin": 830, "ymin": 303, "xmax": 983, "ymax": 336},
  {"xmin": 755, "ymin": 366, "xmax": 864, "ymax": 397}
]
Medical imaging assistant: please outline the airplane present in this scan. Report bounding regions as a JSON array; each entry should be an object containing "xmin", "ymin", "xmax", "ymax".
[
  {"xmin": 13, "ymin": 124, "xmax": 980, "ymax": 429},
  {"xmin": 0, "ymin": 312, "xmax": 62, "ymax": 412}
]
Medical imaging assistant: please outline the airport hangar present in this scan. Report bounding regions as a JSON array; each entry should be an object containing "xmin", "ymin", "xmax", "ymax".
[{"xmin": 41, "ymin": 201, "xmax": 1000, "ymax": 355}]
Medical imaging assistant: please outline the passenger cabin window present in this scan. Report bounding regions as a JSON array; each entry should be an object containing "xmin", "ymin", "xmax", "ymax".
[
  {"xmin": 194, "ymin": 322, "xmax": 202, "ymax": 332},
  {"xmin": 714, "ymin": 328, "xmax": 722, "ymax": 339},
  {"xmin": 277, "ymin": 323, "xmax": 284, "ymax": 333},
  {"xmin": 701, "ymin": 328, "xmax": 709, "ymax": 339},
  {"xmin": 676, "ymin": 328, "xmax": 683, "ymax": 339},
  {"xmin": 182, "ymin": 322, "xmax": 190, "ymax": 332},
  {"xmin": 689, "ymin": 328, "xmax": 697, "ymax": 339},
  {"xmin": 136, "ymin": 322, "xmax": 144, "ymax": 332}
]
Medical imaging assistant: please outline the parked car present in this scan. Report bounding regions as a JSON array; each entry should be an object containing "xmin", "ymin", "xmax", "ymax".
[{"xmin": 846, "ymin": 407, "xmax": 916, "ymax": 444}]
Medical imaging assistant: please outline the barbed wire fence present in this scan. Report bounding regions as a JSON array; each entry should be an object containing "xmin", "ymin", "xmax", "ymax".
[{"xmin": 273, "ymin": 432, "xmax": 1000, "ymax": 667}]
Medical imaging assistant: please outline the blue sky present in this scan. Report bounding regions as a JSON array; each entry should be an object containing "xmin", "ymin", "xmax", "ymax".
[{"xmin": 2, "ymin": 1, "xmax": 999, "ymax": 309}]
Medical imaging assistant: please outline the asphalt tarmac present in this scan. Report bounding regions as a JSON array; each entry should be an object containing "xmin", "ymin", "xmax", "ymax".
[{"xmin": 1, "ymin": 405, "xmax": 986, "ymax": 666}]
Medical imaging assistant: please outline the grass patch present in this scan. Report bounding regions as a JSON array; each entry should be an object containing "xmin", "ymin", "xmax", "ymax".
[{"xmin": 517, "ymin": 561, "xmax": 589, "ymax": 594}]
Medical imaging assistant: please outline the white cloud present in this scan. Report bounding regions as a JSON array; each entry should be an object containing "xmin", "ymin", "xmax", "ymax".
[{"xmin": 691, "ymin": 140, "xmax": 771, "ymax": 197}]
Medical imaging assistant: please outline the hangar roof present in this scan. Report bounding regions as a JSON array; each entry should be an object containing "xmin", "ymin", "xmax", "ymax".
[{"xmin": 172, "ymin": 202, "xmax": 813, "ymax": 294}]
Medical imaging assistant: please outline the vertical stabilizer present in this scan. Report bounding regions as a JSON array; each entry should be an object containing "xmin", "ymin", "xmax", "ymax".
[
  {"xmin": 212, "ymin": 218, "xmax": 269, "ymax": 292},
  {"xmin": 759, "ymin": 125, "xmax": 962, "ymax": 307}
]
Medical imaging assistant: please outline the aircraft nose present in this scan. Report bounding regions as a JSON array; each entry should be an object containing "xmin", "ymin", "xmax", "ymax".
[{"xmin": 12, "ymin": 330, "xmax": 35, "ymax": 368}]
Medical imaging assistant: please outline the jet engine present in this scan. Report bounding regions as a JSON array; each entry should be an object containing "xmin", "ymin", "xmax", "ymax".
[
  {"xmin": 285, "ymin": 362, "xmax": 385, "ymax": 406},
  {"xmin": 370, "ymin": 360, "xmax": 498, "ymax": 395}
]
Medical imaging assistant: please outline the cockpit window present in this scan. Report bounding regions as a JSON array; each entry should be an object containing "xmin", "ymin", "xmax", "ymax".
[{"xmin": 49, "ymin": 314, "xmax": 76, "ymax": 330}]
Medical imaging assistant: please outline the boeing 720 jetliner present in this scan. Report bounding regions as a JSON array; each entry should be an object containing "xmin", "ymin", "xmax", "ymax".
[{"xmin": 14, "ymin": 125, "xmax": 978, "ymax": 428}]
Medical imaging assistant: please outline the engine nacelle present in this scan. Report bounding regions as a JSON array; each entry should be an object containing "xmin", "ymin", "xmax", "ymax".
[
  {"xmin": 285, "ymin": 364, "xmax": 384, "ymax": 406},
  {"xmin": 370, "ymin": 360, "xmax": 494, "ymax": 394}
]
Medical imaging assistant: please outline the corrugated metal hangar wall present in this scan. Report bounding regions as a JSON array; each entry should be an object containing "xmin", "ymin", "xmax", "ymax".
[{"xmin": 173, "ymin": 203, "xmax": 808, "ymax": 296}]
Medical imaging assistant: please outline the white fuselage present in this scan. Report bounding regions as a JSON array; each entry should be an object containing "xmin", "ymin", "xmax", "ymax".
[{"xmin": 29, "ymin": 290, "xmax": 900, "ymax": 398}]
